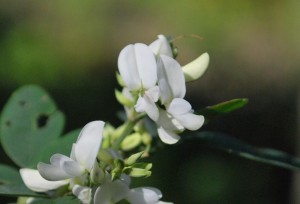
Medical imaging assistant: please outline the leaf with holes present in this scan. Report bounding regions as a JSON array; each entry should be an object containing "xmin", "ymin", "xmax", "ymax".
[{"xmin": 0, "ymin": 85, "xmax": 65, "ymax": 168}]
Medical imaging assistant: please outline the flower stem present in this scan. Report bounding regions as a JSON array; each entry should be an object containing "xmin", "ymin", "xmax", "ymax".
[{"xmin": 112, "ymin": 114, "xmax": 145, "ymax": 149}]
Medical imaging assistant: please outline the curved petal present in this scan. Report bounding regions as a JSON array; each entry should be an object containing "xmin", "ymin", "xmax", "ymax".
[
  {"xmin": 157, "ymin": 127, "xmax": 180, "ymax": 145},
  {"xmin": 156, "ymin": 109, "xmax": 180, "ymax": 131},
  {"xmin": 109, "ymin": 180, "xmax": 130, "ymax": 202},
  {"xmin": 173, "ymin": 113, "xmax": 204, "ymax": 131},
  {"xmin": 38, "ymin": 162, "xmax": 72, "ymax": 181},
  {"xmin": 94, "ymin": 186, "xmax": 110, "ymax": 204},
  {"xmin": 134, "ymin": 43, "xmax": 158, "ymax": 89},
  {"xmin": 72, "ymin": 185, "xmax": 91, "ymax": 204},
  {"xmin": 126, "ymin": 187, "xmax": 162, "ymax": 204},
  {"xmin": 167, "ymin": 98, "xmax": 192, "ymax": 115},
  {"xmin": 75, "ymin": 121, "xmax": 105, "ymax": 171},
  {"xmin": 135, "ymin": 95, "xmax": 159, "ymax": 121},
  {"xmin": 62, "ymin": 161, "xmax": 85, "ymax": 177},
  {"xmin": 118, "ymin": 44, "xmax": 141, "ymax": 90},
  {"xmin": 158, "ymin": 55, "xmax": 186, "ymax": 104},
  {"xmin": 182, "ymin": 52, "xmax": 209, "ymax": 82},
  {"xmin": 50, "ymin": 153, "xmax": 74, "ymax": 167},
  {"xmin": 20, "ymin": 168, "xmax": 69, "ymax": 192},
  {"xmin": 149, "ymin": 35, "xmax": 173, "ymax": 57}
]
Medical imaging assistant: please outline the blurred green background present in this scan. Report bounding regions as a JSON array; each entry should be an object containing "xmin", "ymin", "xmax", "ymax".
[{"xmin": 0, "ymin": 1, "xmax": 300, "ymax": 203}]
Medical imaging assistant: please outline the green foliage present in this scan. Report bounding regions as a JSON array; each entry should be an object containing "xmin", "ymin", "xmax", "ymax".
[
  {"xmin": 0, "ymin": 184, "xmax": 46, "ymax": 198},
  {"xmin": 0, "ymin": 85, "xmax": 79, "ymax": 169},
  {"xmin": 0, "ymin": 85, "xmax": 65, "ymax": 168},
  {"xmin": 187, "ymin": 131, "xmax": 300, "ymax": 171},
  {"xmin": 198, "ymin": 98, "xmax": 248, "ymax": 124},
  {"xmin": 0, "ymin": 164, "xmax": 22, "ymax": 184},
  {"xmin": 29, "ymin": 196, "xmax": 80, "ymax": 204}
]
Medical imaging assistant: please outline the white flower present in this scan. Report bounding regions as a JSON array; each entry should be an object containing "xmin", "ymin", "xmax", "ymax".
[
  {"xmin": 157, "ymin": 98, "xmax": 204, "ymax": 144},
  {"xmin": 93, "ymin": 174, "xmax": 171, "ymax": 204},
  {"xmin": 118, "ymin": 43, "xmax": 157, "ymax": 91},
  {"xmin": 166, "ymin": 98, "xmax": 204, "ymax": 131},
  {"xmin": 182, "ymin": 52, "xmax": 210, "ymax": 82},
  {"xmin": 134, "ymin": 86, "xmax": 160, "ymax": 121},
  {"xmin": 38, "ymin": 121, "xmax": 105, "ymax": 181},
  {"xmin": 72, "ymin": 185, "xmax": 92, "ymax": 204},
  {"xmin": 93, "ymin": 175, "xmax": 130, "ymax": 204},
  {"xmin": 149, "ymin": 34, "xmax": 173, "ymax": 57},
  {"xmin": 118, "ymin": 43, "xmax": 160, "ymax": 121},
  {"xmin": 157, "ymin": 55, "xmax": 186, "ymax": 105},
  {"xmin": 20, "ymin": 168, "xmax": 68, "ymax": 193},
  {"xmin": 126, "ymin": 187, "xmax": 173, "ymax": 204}
]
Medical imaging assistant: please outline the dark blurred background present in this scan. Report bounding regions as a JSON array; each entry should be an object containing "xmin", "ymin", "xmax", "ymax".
[{"xmin": 0, "ymin": 1, "xmax": 299, "ymax": 203}]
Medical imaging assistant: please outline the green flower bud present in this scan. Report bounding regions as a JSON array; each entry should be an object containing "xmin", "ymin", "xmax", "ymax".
[{"xmin": 121, "ymin": 132, "xmax": 142, "ymax": 151}]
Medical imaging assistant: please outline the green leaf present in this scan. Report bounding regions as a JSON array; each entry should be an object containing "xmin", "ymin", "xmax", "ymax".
[
  {"xmin": 0, "ymin": 164, "xmax": 22, "ymax": 184},
  {"xmin": 39, "ymin": 129, "xmax": 80, "ymax": 163},
  {"xmin": 0, "ymin": 184, "xmax": 47, "ymax": 197},
  {"xmin": 197, "ymin": 98, "xmax": 248, "ymax": 123},
  {"xmin": 0, "ymin": 85, "xmax": 65, "ymax": 168},
  {"xmin": 29, "ymin": 196, "xmax": 80, "ymax": 204},
  {"xmin": 187, "ymin": 131, "xmax": 300, "ymax": 171}
]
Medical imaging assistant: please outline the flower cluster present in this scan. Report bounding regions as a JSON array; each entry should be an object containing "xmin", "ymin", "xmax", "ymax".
[
  {"xmin": 21, "ymin": 121, "xmax": 171, "ymax": 204},
  {"xmin": 117, "ymin": 35, "xmax": 209, "ymax": 144},
  {"xmin": 19, "ymin": 34, "xmax": 209, "ymax": 204}
]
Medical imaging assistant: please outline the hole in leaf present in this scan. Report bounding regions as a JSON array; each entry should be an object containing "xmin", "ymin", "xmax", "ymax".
[
  {"xmin": 19, "ymin": 100, "xmax": 27, "ymax": 107},
  {"xmin": 37, "ymin": 114, "xmax": 49, "ymax": 128},
  {"xmin": 5, "ymin": 121, "xmax": 11, "ymax": 127}
]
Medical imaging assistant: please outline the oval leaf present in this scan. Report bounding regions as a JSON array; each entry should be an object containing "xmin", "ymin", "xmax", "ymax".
[{"xmin": 0, "ymin": 85, "xmax": 65, "ymax": 168}]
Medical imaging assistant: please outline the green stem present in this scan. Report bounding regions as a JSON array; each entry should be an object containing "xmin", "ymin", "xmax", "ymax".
[{"xmin": 112, "ymin": 114, "xmax": 145, "ymax": 149}]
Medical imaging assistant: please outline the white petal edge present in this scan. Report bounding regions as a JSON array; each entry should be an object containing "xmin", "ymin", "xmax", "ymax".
[
  {"xmin": 134, "ymin": 43, "xmax": 158, "ymax": 89},
  {"xmin": 149, "ymin": 35, "xmax": 173, "ymax": 57},
  {"xmin": 126, "ymin": 187, "xmax": 162, "ymax": 204},
  {"xmin": 173, "ymin": 113, "xmax": 204, "ymax": 131},
  {"xmin": 167, "ymin": 98, "xmax": 192, "ymax": 115},
  {"xmin": 182, "ymin": 52, "xmax": 209, "ymax": 82},
  {"xmin": 62, "ymin": 161, "xmax": 85, "ymax": 177},
  {"xmin": 135, "ymin": 95, "xmax": 159, "ymax": 121},
  {"xmin": 157, "ymin": 127, "xmax": 180, "ymax": 144},
  {"xmin": 20, "ymin": 168, "xmax": 68, "ymax": 192},
  {"xmin": 118, "ymin": 44, "xmax": 142, "ymax": 90},
  {"xmin": 158, "ymin": 55, "xmax": 186, "ymax": 104},
  {"xmin": 75, "ymin": 121, "xmax": 105, "ymax": 171},
  {"xmin": 72, "ymin": 185, "xmax": 92, "ymax": 204},
  {"xmin": 38, "ymin": 162, "xmax": 72, "ymax": 181}
]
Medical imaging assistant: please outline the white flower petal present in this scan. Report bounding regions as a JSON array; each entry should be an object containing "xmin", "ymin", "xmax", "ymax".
[
  {"xmin": 135, "ymin": 95, "xmax": 159, "ymax": 121},
  {"xmin": 156, "ymin": 109, "xmax": 180, "ymax": 131},
  {"xmin": 118, "ymin": 44, "xmax": 142, "ymax": 90},
  {"xmin": 38, "ymin": 162, "xmax": 72, "ymax": 181},
  {"xmin": 126, "ymin": 187, "xmax": 162, "ymax": 204},
  {"xmin": 158, "ymin": 55, "xmax": 186, "ymax": 104},
  {"xmin": 109, "ymin": 180, "xmax": 130, "ymax": 202},
  {"xmin": 173, "ymin": 113, "xmax": 204, "ymax": 131},
  {"xmin": 75, "ymin": 121, "xmax": 105, "ymax": 171},
  {"xmin": 167, "ymin": 98, "xmax": 192, "ymax": 115},
  {"xmin": 94, "ymin": 186, "xmax": 110, "ymax": 204},
  {"xmin": 20, "ymin": 168, "xmax": 68, "ymax": 192},
  {"xmin": 50, "ymin": 153, "xmax": 73, "ymax": 166},
  {"xmin": 182, "ymin": 52, "xmax": 209, "ymax": 82},
  {"xmin": 72, "ymin": 185, "xmax": 91, "ymax": 204},
  {"xmin": 157, "ymin": 127, "xmax": 180, "ymax": 145},
  {"xmin": 134, "ymin": 43, "xmax": 158, "ymax": 89},
  {"xmin": 149, "ymin": 35, "xmax": 173, "ymax": 57},
  {"xmin": 94, "ymin": 180, "xmax": 129, "ymax": 204},
  {"xmin": 62, "ymin": 161, "xmax": 85, "ymax": 177}
]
